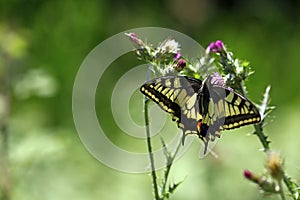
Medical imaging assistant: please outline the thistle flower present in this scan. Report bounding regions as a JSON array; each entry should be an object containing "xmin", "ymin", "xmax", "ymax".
[
  {"xmin": 206, "ymin": 40, "xmax": 225, "ymax": 54},
  {"xmin": 266, "ymin": 151, "xmax": 284, "ymax": 181},
  {"xmin": 158, "ymin": 39, "xmax": 180, "ymax": 54},
  {"xmin": 210, "ymin": 72, "xmax": 226, "ymax": 87},
  {"xmin": 215, "ymin": 40, "xmax": 225, "ymax": 51},
  {"xmin": 176, "ymin": 59, "xmax": 186, "ymax": 69},
  {"xmin": 174, "ymin": 52, "xmax": 181, "ymax": 60}
]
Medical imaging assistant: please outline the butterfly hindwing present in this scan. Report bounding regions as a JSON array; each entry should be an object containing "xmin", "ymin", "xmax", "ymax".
[
  {"xmin": 223, "ymin": 87, "xmax": 261, "ymax": 129},
  {"xmin": 198, "ymin": 81, "xmax": 261, "ymax": 150},
  {"xmin": 201, "ymin": 82, "xmax": 261, "ymax": 131}
]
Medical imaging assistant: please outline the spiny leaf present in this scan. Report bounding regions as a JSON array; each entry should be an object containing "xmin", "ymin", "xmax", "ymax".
[
  {"xmin": 259, "ymin": 85, "xmax": 274, "ymax": 121},
  {"xmin": 162, "ymin": 181, "xmax": 183, "ymax": 199},
  {"xmin": 168, "ymin": 181, "xmax": 183, "ymax": 194}
]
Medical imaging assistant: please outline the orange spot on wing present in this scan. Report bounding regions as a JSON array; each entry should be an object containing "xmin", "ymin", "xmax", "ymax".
[{"xmin": 197, "ymin": 121, "xmax": 202, "ymax": 133}]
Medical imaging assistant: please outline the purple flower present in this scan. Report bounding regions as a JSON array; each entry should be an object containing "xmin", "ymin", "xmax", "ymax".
[
  {"xmin": 243, "ymin": 169, "xmax": 253, "ymax": 179},
  {"xmin": 206, "ymin": 40, "xmax": 225, "ymax": 54},
  {"xmin": 174, "ymin": 53, "xmax": 181, "ymax": 60},
  {"xmin": 176, "ymin": 59, "xmax": 186, "ymax": 69},
  {"xmin": 210, "ymin": 72, "xmax": 225, "ymax": 87},
  {"xmin": 215, "ymin": 40, "xmax": 224, "ymax": 50},
  {"xmin": 243, "ymin": 169, "xmax": 261, "ymax": 184}
]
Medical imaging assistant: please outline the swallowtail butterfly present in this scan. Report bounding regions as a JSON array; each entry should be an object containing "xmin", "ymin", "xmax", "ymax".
[{"xmin": 140, "ymin": 75, "xmax": 261, "ymax": 153}]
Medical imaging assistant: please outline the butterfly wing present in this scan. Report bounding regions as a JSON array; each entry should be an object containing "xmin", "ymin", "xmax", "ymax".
[
  {"xmin": 140, "ymin": 76, "xmax": 202, "ymax": 136},
  {"xmin": 198, "ymin": 79, "xmax": 261, "ymax": 151},
  {"xmin": 204, "ymin": 84, "xmax": 261, "ymax": 130},
  {"xmin": 140, "ymin": 75, "xmax": 261, "ymax": 154}
]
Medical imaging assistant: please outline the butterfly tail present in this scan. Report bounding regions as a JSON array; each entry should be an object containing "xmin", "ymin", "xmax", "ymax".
[{"xmin": 181, "ymin": 132, "xmax": 186, "ymax": 145}]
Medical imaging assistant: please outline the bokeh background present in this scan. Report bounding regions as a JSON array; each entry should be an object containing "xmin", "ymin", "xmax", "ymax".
[{"xmin": 1, "ymin": 0, "xmax": 300, "ymax": 199}]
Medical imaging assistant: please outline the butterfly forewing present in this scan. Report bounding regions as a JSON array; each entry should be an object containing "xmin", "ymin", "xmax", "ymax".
[{"xmin": 140, "ymin": 76, "xmax": 202, "ymax": 133}]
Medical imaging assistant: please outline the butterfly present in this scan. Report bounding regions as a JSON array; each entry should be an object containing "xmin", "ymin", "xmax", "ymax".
[{"xmin": 140, "ymin": 75, "xmax": 261, "ymax": 153}]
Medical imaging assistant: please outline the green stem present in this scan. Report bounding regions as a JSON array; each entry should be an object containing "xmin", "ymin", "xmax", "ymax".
[
  {"xmin": 161, "ymin": 160, "xmax": 172, "ymax": 198},
  {"xmin": 238, "ymin": 82, "xmax": 270, "ymax": 151},
  {"xmin": 144, "ymin": 99, "xmax": 160, "ymax": 200},
  {"xmin": 283, "ymin": 175, "xmax": 297, "ymax": 200},
  {"xmin": 253, "ymin": 124, "xmax": 269, "ymax": 151},
  {"xmin": 278, "ymin": 180, "xmax": 286, "ymax": 200},
  {"xmin": 238, "ymin": 82, "xmax": 298, "ymax": 198},
  {"xmin": 161, "ymin": 139, "xmax": 181, "ymax": 197}
]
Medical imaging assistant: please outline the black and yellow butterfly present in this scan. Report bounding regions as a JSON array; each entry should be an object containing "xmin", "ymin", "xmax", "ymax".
[{"xmin": 140, "ymin": 75, "xmax": 261, "ymax": 153}]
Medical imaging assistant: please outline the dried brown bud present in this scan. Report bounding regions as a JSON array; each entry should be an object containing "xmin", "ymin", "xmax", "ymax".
[{"xmin": 266, "ymin": 151, "xmax": 284, "ymax": 181}]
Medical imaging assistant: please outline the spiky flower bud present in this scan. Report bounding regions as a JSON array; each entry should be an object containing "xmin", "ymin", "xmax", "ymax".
[
  {"xmin": 206, "ymin": 40, "xmax": 225, "ymax": 54},
  {"xmin": 266, "ymin": 151, "xmax": 284, "ymax": 181}
]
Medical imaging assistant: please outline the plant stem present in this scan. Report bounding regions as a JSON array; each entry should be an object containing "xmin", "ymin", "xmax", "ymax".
[
  {"xmin": 144, "ymin": 99, "xmax": 160, "ymax": 200},
  {"xmin": 161, "ymin": 139, "xmax": 181, "ymax": 197},
  {"xmin": 253, "ymin": 124, "xmax": 269, "ymax": 151},
  {"xmin": 238, "ymin": 82, "xmax": 298, "ymax": 199},
  {"xmin": 278, "ymin": 180, "xmax": 286, "ymax": 200},
  {"xmin": 283, "ymin": 175, "xmax": 297, "ymax": 200},
  {"xmin": 238, "ymin": 82, "xmax": 270, "ymax": 151},
  {"xmin": 161, "ymin": 164, "xmax": 171, "ymax": 197}
]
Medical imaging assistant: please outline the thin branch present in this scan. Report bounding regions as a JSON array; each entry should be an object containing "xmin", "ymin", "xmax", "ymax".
[
  {"xmin": 144, "ymin": 99, "xmax": 160, "ymax": 200},
  {"xmin": 237, "ymin": 82, "xmax": 270, "ymax": 151},
  {"xmin": 144, "ymin": 64, "xmax": 160, "ymax": 200},
  {"xmin": 237, "ymin": 82, "xmax": 300, "ymax": 199},
  {"xmin": 278, "ymin": 180, "xmax": 286, "ymax": 200},
  {"xmin": 160, "ymin": 138, "xmax": 181, "ymax": 197},
  {"xmin": 283, "ymin": 176, "xmax": 298, "ymax": 200},
  {"xmin": 253, "ymin": 123, "xmax": 270, "ymax": 151}
]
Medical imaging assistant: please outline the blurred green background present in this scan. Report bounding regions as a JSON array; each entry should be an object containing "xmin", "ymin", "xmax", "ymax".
[{"xmin": 1, "ymin": 0, "xmax": 300, "ymax": 199}]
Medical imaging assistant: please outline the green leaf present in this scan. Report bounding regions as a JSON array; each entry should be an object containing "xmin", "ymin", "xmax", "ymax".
[
  {"xmin": 284, "ymin": 176, "xmax": 300, "ymax": 200},
  {"xmin": 162, "ymin": 181, "xmax": 183, "ymax": 199},
  {"xmin": 168, "ymin": 181, "xmax": 183, "ymax": 194}
]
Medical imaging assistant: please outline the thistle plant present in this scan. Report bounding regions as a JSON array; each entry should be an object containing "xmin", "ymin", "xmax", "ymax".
[
  {"xmin": 126, "ymin": 33, "xmax": 300, "ymax": 200},
  {"xmin": 206, "ymin": 40, "xmax": 300, "ymax": 200},
  {"xmin": 126, "ymin": 32, "xmax": 185, "ymax": 200}
]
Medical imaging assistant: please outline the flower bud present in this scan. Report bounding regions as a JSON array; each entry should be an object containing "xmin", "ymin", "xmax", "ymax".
[
  {"xmin": 243, "ymin": 169, "xmax": 260, "ymax": 184},
  {"xmin": 174, "ymin": 52, "xmax": 181, "ymax": 60},
  {"xmin": 266, "ymin": 151, "xmax": 284, "ymax": 181},
  {"xmin": 243, "ymin": 169, "xmax": 278, "ymax": 193},
  {"xmin": 176, "ymin": 59, "xmax": 186, "ymax": 69},
  {"xmin": 206, "ymin": 40, "xmax": 225, "ymax": 54},
  {"xmin": 125, "ymin": 32, "xmax": 145, "ymax": 48}
]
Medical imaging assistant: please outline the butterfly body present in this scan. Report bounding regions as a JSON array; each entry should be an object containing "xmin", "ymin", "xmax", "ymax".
[{"xmin": 140, "ymin": 75, "xmax": 261, "ymax": 153}]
